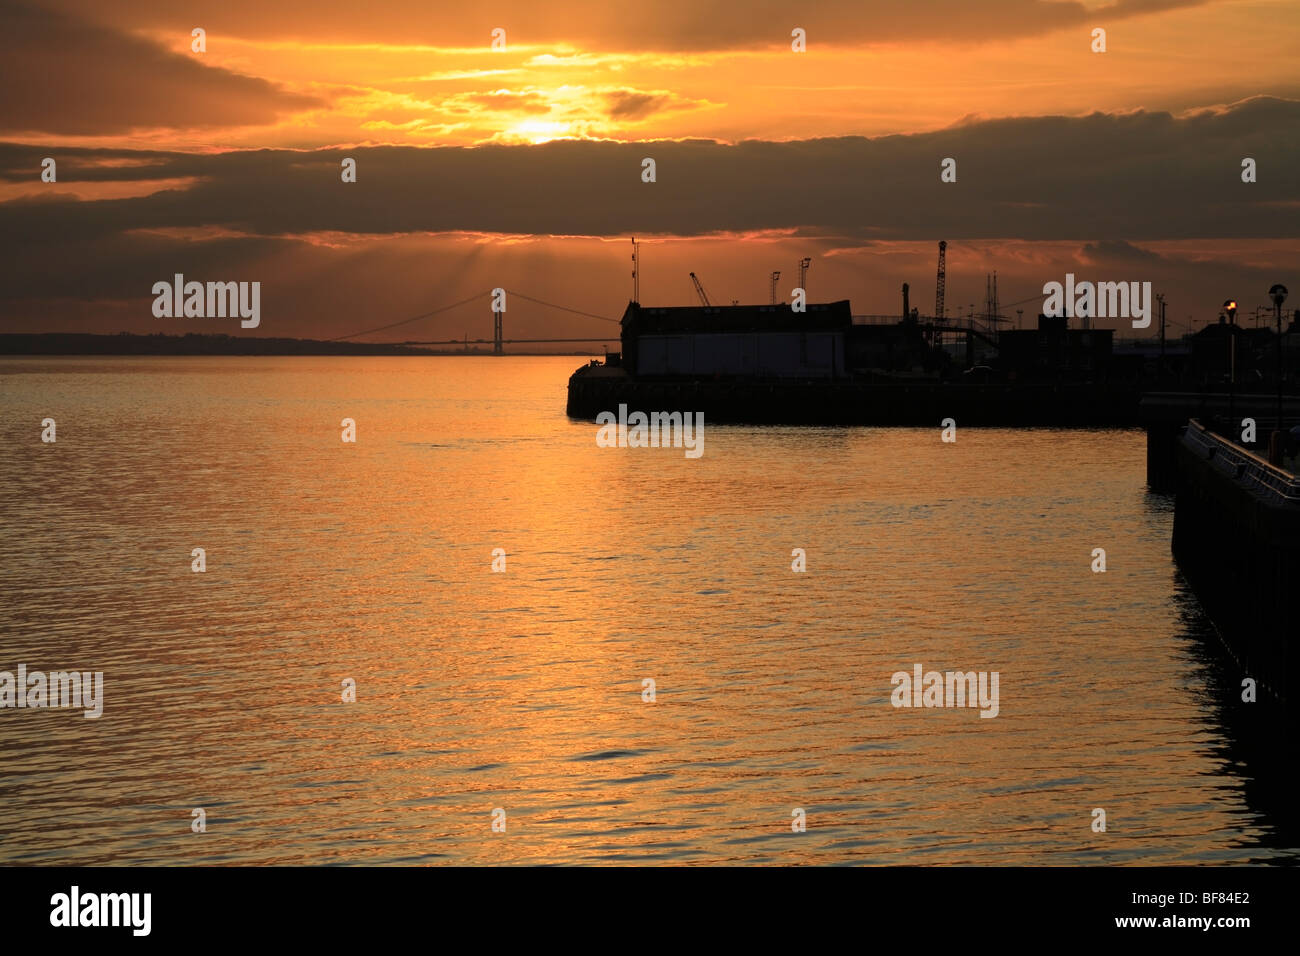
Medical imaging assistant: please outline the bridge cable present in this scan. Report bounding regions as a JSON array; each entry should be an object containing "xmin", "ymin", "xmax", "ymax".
[
  {"xmin": 326, "ymin": 292, "xmax": 489, "ymax": 342},
  {"xmin": 328, "ymin": 289, "xmax": 620, "ymax": 342},
  {"xmin": 503, "ymin": 290, "xmax": 621, "ymax": 325}
]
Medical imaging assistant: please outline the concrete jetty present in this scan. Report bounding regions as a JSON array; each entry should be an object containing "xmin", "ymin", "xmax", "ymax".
[{"xmin": 1171, "ymin": 420, "xmax": 1299, "ymax": 704}]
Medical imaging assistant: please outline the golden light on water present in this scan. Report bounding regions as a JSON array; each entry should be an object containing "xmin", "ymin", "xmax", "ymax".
[
  {"xmin": 3, "ymin": 0, "xmax": 1299, "ymax": 872},
  {"xmin": 0, "ymin": 356, "xmax": 1287, "ymax": 864}
]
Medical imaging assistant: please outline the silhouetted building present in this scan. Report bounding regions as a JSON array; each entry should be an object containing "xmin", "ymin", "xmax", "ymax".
[
  {"xmin": 1188, "ymin": 320, "xmax": 1275, "ymax": 384},
  {"xmin": 620, "ymin": 300, "xmax": 851, "ymax": 378},
  {"xmin": 846, "ymin": 315, "xmax": 936, "ymax": 373},
  {"xmin": 996, "ymin": 314, "xmax": 1113, "ymax": 381}
]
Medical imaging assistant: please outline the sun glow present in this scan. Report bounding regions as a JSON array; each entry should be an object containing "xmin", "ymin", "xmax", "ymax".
[{"xmin": 503, "ymin": 118, "xmax": 575, "ymax": 143}]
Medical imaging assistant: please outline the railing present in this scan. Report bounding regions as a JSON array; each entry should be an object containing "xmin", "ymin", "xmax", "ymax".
[{"xmin": 1183, "ymin": 419, "xmax": 1300, "ymax": 505}]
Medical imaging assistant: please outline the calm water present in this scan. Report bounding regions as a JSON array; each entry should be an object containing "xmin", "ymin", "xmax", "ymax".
[{"xmin": 0, "ymin": 356, "xmax": 1293, "ymax": 865}]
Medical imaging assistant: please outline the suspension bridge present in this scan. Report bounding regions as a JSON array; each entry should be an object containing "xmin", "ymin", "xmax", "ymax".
[
  {"xmin": 328, "ymin": 289, "xmax": 622, "ymax": 353},
  {"xmin": 325, "ymin": 286, "xmax": 1050, "ymax": 355}
]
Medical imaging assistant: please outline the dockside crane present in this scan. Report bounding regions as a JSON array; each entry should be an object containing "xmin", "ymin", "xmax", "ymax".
[
  {"xmin": 689, "ymin": 272, "xmax": 712, "ymax": 307},
  {"xmin": 933, "ymin": 240, "xmax": 947, "ymax": 347},
  {"xmin": 935, "ymin": 240, "xmax": 947, "ymax": 320}
]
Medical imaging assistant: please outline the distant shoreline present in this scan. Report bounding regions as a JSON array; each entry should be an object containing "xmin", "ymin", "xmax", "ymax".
[{"xmin": 0, "ymin": 333, "xmax": 596, "ymax": 357}]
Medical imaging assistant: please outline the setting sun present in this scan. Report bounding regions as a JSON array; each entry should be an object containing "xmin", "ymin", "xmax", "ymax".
[{"xmin": 503, "ymin": 117, "xmax": 576, "ymax": 143}]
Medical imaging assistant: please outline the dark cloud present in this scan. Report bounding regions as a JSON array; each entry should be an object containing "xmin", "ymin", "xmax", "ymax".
[
  {"xmin": 603, "ymin": 91, "xmax": 672, "ymax": 120},
  {"xmin": 0, "ymin": 3, "xmax": 324, "ymax": 136},
  {"xmin": 2, "ymin": 96, "xmax": 1295, "ymax": 247},
  {"xmin": 30, "ymin": 0, "xmax": 1216, "ymax": 50},
  {"xmin": 1080, "ymin": 239, "xmax": 1168, "ymax": 264}
]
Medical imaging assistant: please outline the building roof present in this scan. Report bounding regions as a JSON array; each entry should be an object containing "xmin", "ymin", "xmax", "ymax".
[{"xmin": 621, "ymin": 300, "xmax": 852, "ymax": 335}]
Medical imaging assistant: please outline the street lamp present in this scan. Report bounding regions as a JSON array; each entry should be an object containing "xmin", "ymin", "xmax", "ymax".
[
  {"xmin": 1270, "ymin": 283, "xmax": 1288, "ymax": 463},
  {"xmin": 1156, "ymin": 293, "xmax": 1167, "ymax": 362},
  {"xmin": 1224, "ymin": 299, "xmax": 1237, "ymax": 423}
]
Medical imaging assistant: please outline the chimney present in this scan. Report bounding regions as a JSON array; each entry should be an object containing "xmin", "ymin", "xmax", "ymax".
[{"xmin": 902, "ymin": 283, "xmax": 910, "ymax": 322}]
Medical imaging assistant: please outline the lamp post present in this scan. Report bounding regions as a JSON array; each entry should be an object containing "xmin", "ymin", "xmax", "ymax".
[
  {"xmin": 1224, "ymin": 299, "xmax": 1237, "ymax": 424},
  {"xmin": 1270, "ymin": 283, "xmax": 1288, "ymax": 464},
  {"xmin": 1156, "ymin": 293, "xmax": 1166, "ymax": 363}
]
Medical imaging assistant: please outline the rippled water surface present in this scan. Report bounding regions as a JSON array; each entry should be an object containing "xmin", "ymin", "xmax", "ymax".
[{"xmin": 0, "ymin": 356, "xmax": 1293, "ymax": 864}]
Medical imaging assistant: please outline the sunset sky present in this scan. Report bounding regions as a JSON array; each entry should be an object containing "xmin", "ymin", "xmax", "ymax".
[{"xmin": 2, "ymin": 0, "xmax": 1298, "ymax": 342}]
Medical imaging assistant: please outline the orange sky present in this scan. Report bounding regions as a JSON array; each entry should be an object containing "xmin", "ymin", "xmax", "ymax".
[
  {"xmin": 1, "ymin": 0, "xmax": 1298, "ymax": 341},
  {"xmin": 14, "ymin": 0, "xmax": 1300, "ymax": 149}
]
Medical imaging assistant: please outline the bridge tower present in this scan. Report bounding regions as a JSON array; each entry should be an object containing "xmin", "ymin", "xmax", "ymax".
[{"xmin": 493, "ymin": 310, "xmax": 503, "ymax": 354}]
